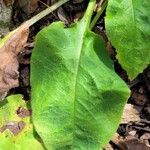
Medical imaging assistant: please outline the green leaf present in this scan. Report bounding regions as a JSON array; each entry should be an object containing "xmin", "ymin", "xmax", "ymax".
[
  {"xmin": 0, "ymin": 95, "xmax": 44, "ymax": 150},
  {"xmin": 105, "ymin": 0, "xmax": 150, "ymax": 79},
  {"xmin": 31, "ymin": 1, "xmax": 130, "ymax": 149}
]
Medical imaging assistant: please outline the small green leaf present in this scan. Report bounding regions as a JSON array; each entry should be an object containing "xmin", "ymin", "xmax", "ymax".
[
  {"xmin": 31, "ymin": 1, "xmax": 130, "ymax": 149},
  {"xmin": 105, "ymin": 0, "xmax": 150, "ymax": 79},
  {"xmin": 0, "ymin": 95, "xmax": 44, "ymax": 150}
]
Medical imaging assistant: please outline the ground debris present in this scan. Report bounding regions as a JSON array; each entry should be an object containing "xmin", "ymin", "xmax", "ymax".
[
  {"xmin": 140, "ymin": 133, "xmax": 150, "ymax": 148},
  {"xmin": 131, "ymin": 87, "xmax": 148, "ymax": 106},
  {"xmin": 107, "ymin": 133, "xmax": 150, "ymax": 150},
  {"xmin": 0, "ymin": 0, "xmax": 12, "ymax": 36},
  {"xmin": 0, "ymin": 22, "xmax": 29, "ymax": 100},
  {"xmin": 121, "ymin": 104, "xmax": 141, "ymax": 124},
  {"xmin": 123, "ymin": 136, "xmax": 150, "ymax": 150}
]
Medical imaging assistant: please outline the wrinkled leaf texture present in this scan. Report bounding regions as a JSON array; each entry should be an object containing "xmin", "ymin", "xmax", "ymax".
[
  {"xmin": 31, "ymin": 1, "xmax": 130, "ymax": 149},
  {"xmin": 105, "ymin": 0, "xmax": 150, "ymax": 79},
  {"xmin": 0, "ymin": 95, "xmax": 44, "ymax": 150},
  {"xmin": 0, "ymin": 22, "xmax": 29, "ymax": 98}
]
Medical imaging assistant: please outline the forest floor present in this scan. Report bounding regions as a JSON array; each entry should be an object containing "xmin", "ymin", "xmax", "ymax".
[{"xmin": 0, "ymin": 0, "xmax": 150, "ymax": 149}]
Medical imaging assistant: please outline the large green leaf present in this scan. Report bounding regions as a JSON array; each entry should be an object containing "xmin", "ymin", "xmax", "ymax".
[
  {"xmin": 0, "ymin": 95, "xmax": 44, "ymax": 150},
  {"xmin": 105, "ymin": 0, "xmax": 150, "ymax": 79},
  {"xmin": 31, "ymin": 1, "xmax": 130, "ymax": 149}
]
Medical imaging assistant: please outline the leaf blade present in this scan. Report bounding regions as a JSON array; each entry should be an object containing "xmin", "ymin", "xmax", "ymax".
[
  {"xmin": 105, "ymin": 0, "xmax": 150, "ymax": 79},
  {"xmin": 31, "ymin": 20, "xmax": 130, "ymax": 149},
  {"xmin": 0, "ymin": 95, "xmax": 44, "ymax": 150}
]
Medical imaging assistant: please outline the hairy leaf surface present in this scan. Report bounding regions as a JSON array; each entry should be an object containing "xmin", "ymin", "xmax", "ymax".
[
  {"xmin": 105, "ymin": 0, "xmax": 150, "ymax": 79},
  {"xmin": 31, "ymin": 1, "xmax": 130, "ymax": 149},
  {"xmin": 0, "ymin": 95, "xmax": 44, "ymax": 150}
]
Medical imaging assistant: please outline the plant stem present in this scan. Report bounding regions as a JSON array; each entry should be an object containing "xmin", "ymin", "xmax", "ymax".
[
  {"xmin": 83, "ymin": 0, "xmax": 96, "ymax": 27},
  {"xmin": 27, "ymin": 0, "xmax": 69, "ymax": 27},
  {"xmin": 90, "ymin": 0, "xmax": 107, "ymax": 30}
]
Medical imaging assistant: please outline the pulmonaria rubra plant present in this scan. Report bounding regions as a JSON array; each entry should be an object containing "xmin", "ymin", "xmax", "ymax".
[{"xmin": 0, "ymin": 0, "xmax": 149, "ymax": 149}]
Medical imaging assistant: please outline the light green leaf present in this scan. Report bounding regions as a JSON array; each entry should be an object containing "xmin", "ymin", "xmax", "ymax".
[
  {"xmin": 31, "ymin": 1, "xmax": 130, "ymax": 149},
  {"xmin": 0, "ymin": 95, "xmax": 44, "ymax": 150},
  {"xmin": 105, "ymin": 0, "xmax": 150, "ymax": 79}
]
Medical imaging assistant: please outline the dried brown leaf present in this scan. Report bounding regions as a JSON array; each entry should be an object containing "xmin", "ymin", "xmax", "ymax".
[
  {"xmin": 0, "ymin": 22, "xmax": 29, "ymax": 97},
  {"xmin": 121, "ymin": 104, "xmax": 141, "ymax": 124},
  {"xmin": 111, "ymin": 133, "xmax": 126, "ymax": 150},
  {"xmin": 0, "ymin": 121, "xmax": 26, "ymax": 136},
  {"xmin": 124, "ymin": 136, "xmax": 150, "ymax": 150},
  {"xmin": 3, "ymin": 0, "xmax": 14, "ymax": 6},
  {"xmin": 17, "ymin": 0, "xmax": 38, "ymax": 14}
]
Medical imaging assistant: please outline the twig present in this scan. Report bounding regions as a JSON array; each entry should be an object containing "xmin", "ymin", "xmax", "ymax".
[
  {"xmin": 38, "ymin": 0, "xmax": 59, "ymax": 20},
  {"xmin": 90, "ymin": 0, "xmax": 107, "ymax": 30},
  {"xmin": 27, "ymin": 0, "xmax": 69, "ymax": 27},
  {"xmin": 38, "ymin": 0, "xmax": 50, "ymax": 8}
]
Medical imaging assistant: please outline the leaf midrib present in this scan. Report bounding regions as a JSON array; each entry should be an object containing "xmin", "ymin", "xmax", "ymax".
[
  {"xmin": 72, "ymin": 22, "xmax": 88, "ymax": 148},
  {"xmin": 130, "ymin": 0, "xmax": 138, "ymax": 40}
]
